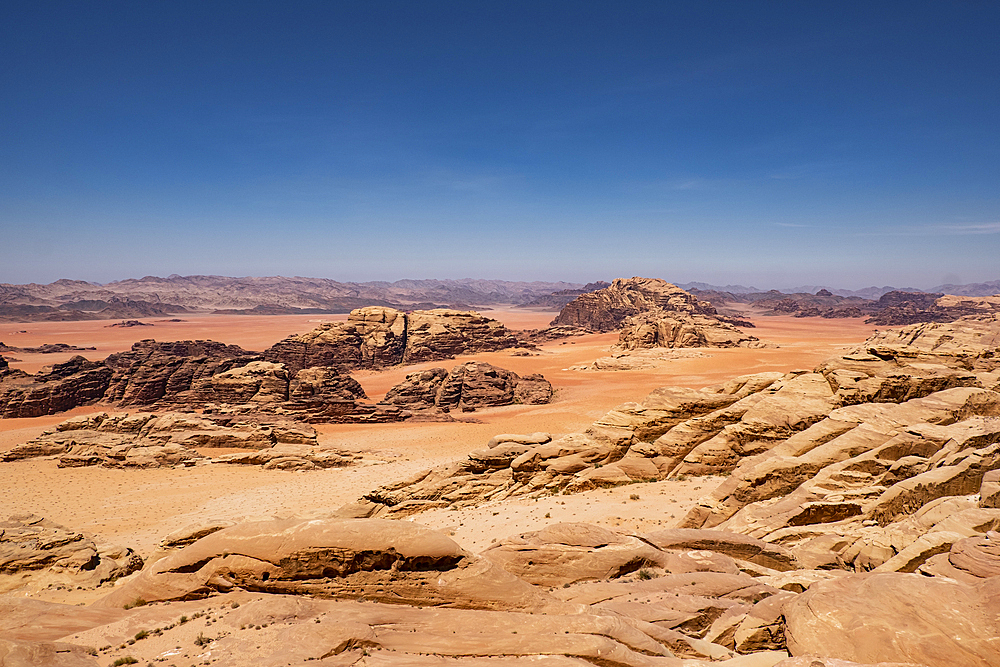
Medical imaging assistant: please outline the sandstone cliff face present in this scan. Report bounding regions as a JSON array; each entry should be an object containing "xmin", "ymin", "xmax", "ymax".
[
  {"xmin": 103, "ymin": 340, "xmax": 261, "ymax": 406},
  {"xmin": 0, "ymin": 356, "xmax": 112, "ymax": 418},
  {"xmin": 380, "ymin": 362, "xmax": 553, "ymax": 412},
  {"xmin": 551, "ymin": 277, "xmax": 720, "ymax": 332},
  {"xmin": 265, "ymin": 306, "xmax": 521, "ymax": 372}
]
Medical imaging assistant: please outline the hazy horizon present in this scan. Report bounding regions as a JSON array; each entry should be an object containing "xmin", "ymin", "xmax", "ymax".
[
  {"xmin": 2, "ymin": 3, "xmax": 997, "ymax": 288},
  {"xmin": 4, "ymin": 270, "xmax": 994, "ymax": 296}
]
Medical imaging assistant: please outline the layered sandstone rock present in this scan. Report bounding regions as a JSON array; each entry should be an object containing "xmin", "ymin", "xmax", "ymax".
[
  {"xmin": 0, "ymin": 356, "xmax": 112, "ymax": 418},
  {"xmin": 0, "ymin": 514, "xmax": 141, "ymax": 594},
  {"xmin": 1, "ymin": 412, "xmax": 320, "ymax": 468},
  {"xmin": 7, "ymin": 513, "xmax": 1000, "ymax": 665},
  {"xmin": 354, "ymin": 317, "xmax": 1000, "ymax": 537},
  {"xmin": 96, "ymin": 518, "xmax": 551, "ymax": 612},
  {"xmin": 551, "ymin": 277, "xmax": 722, "ymax": 332},
  {"xmin": 619, "ymin": 312, "xmax": 760, "ymax": 350},
  {"xmin": 102, "ymin": 339, "xmax": 262, "ymax": 405},
  {"xmin": 264, "ymin": 307, "xmax": 520, "ymax": 373},
  {"xmin": 380, "ymin": 362, "xmax": 553, "ymax": 412},
  {"xmin": 2, "ymin": 411, "xmax": 391, "ymax": 470},
  {"xmin": 550, "ymin": 277, "xmax": 761, "ymax": 351}
]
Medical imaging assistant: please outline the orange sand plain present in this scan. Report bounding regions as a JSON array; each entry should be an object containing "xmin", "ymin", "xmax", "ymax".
[{"xmin": 0, "ymin": 310, "xmax": 882, "ymax": 601}]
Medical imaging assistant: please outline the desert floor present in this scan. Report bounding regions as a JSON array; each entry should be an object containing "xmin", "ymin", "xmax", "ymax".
[{"xmin": 0, "ymin": 309, "xmax": 881, "ymax": 604}]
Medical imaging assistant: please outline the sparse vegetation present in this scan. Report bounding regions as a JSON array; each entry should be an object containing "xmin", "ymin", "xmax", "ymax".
[
  {"xmin": 133, "ymin": 630, "xmax": 149, "ymax": 641},
  {"xmin": 111, "ymin": 658, "xmax": 139, "ymax": 666},
  {"xmin": 637, "ymin": 569, "xmax": 654, "ymax": 580},
  {"xmin": 194, "ymin": 632, "xmax": 212, "ymax": 647},
  {"xmin": 122, "ymin": 598, "xmax": 147, "ymax": 610}
]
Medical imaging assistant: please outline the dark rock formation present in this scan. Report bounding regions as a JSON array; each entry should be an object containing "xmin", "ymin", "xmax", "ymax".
[
  {"xmin": 265, "ymin": 306, "xmax": 521, "ymax": 373},
  {"xmin": 0, "ymin": 356, "xmax": 112, "ymax": 418},
  {"xmin": 0, "ymin": 342, "xmax": 96, "ymax": 354},
  {"xmin": 102, "ymin": 339, "xmax": 261, "ymax": 406},
  {"xmin": 380, "ymin": 362, "xmax": 553, "ymax": 412}
]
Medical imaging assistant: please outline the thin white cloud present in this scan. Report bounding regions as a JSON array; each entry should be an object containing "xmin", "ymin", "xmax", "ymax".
[
  {"xmin": 930, "ymin": 222, "xmax": 1000, "ymax": 234},
  {"xmin": 857, "ymin": 221, "xmax": 1000, "ymax": 237}
]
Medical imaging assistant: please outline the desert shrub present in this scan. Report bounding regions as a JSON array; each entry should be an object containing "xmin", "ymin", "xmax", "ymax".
[
  {"xmin": 112, "ymin": 658, "xmax": 138, "ymax": 666},
  {"xmin": 122, "ymin": 598, "xmax": 147, "ymax": 610},
  {"xmin": 133, "ymin": 630, "xmax": 148, "ymax": 641}
]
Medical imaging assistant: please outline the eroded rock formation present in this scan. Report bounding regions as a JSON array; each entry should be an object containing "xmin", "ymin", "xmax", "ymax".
[
  {"xmin": 550, "ymin": 277, "xmax": 761, "ymax": 351},
  {"xmin": 551, "ymin": 277, "xmax": 728, "ymax": 332},
  {"xmin": 355, "ymin": 316, "xmax": 1000, "ymax": 523},
  {"xmin": 264, "ymin": 306, "xmax": 521, "ymax": 373},
  {"xmin": 0, "ymin": 356, "xmax": 112, "ymax": 418},
  {"xmin": 0, "ymin": 412, "xmax": 380, "ymax": 470},
  {"xmin": 0, "ymin": 514, "xmax": 141, "ymax": 594},
  {"xmin": 380, "ymin": 361, "xmax": 553, "ymax": 412}
]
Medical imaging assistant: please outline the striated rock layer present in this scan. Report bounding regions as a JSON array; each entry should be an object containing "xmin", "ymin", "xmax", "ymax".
[
  {"xmin": 264, "ymin": 306, "xmax": 521, "ymax": 373},
  {"xmin": 380, "ymin": 361, "xmax": 553, "ymax": 412},
  {"xmin": 353, "ymin": 316, "xmax": 1000, "ymax": 532}
]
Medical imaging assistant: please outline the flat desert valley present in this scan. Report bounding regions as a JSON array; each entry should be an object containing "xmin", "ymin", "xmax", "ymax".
[{"xmin": 1, "ymin": 309, "xmax": 879, "ymax": 602}]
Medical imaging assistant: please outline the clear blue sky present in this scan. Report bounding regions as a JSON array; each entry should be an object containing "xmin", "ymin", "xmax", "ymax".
[{"xmin": 1, "ymin": 1, "xmax": 997, "ymax": 289}]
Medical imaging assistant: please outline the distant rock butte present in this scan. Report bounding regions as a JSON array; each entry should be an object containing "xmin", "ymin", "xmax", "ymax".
[
  {"xmin": 549, "ymin": 277, "xmax": 764, "ymax": 351},
  {"xmin": 551, "ymin": 277, "xmax": 723, "ymax": 332}
]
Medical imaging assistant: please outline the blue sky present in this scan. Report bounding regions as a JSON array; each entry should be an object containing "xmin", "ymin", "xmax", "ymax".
[{"xmin": 1, "ymin": 2, "xmax": 997, "ymax": 289}]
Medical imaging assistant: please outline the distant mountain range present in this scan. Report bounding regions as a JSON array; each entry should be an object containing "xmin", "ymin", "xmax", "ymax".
[
  {"xmin": 677, "ymin": 281, "xmax": 1000, "ymax": 299},
  {"xmin": 1, "ymin": 274, "xmax": 997, "ymax": 322},
  {"xmin": 0, "ymin": 275, "xmax": 587, "ymax": 321}
]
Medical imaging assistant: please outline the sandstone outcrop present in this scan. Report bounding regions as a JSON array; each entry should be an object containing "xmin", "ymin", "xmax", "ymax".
[
  {"xmin": 96, "ymin": 517, "xmax": 551, "ymax": 612},
  {"xmin": 1, "ymin": 411, "xmax": 382, "ymax": 470},
  {"xmin": 7, "ymin": 513, "xmax": 1000, "ymax": 665},
  {"xmin": 550, "ymin": 278, "xmax": 762, "ymax": 351},
  {"xmin": 264, "ymin": 307, "xmax": 521, "ymax": 373},
  {"xmin": 353, "ymin": 317, "xmax": 1000, "ymax": 549},
  {"xmin": 380, "ymin": 362, "xmax": 553, "ymax": 412},
  {"xmin": 0, "ymin": 356, "xmax": 112, "ymax": 418},
  {"xmin": 552, "ymin": 277, "xmax": 725, "ymax": 332},
  {"xmin": 618, "ymin": 312, "xmax": 761, "ymax": 350},
  {"xmin": 0, "ymin": 514, "xmax": 141, "ymax": 594},
  {"xmin": 102, "ymin": 339, "xmax": 262, "ymax": 406}
]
